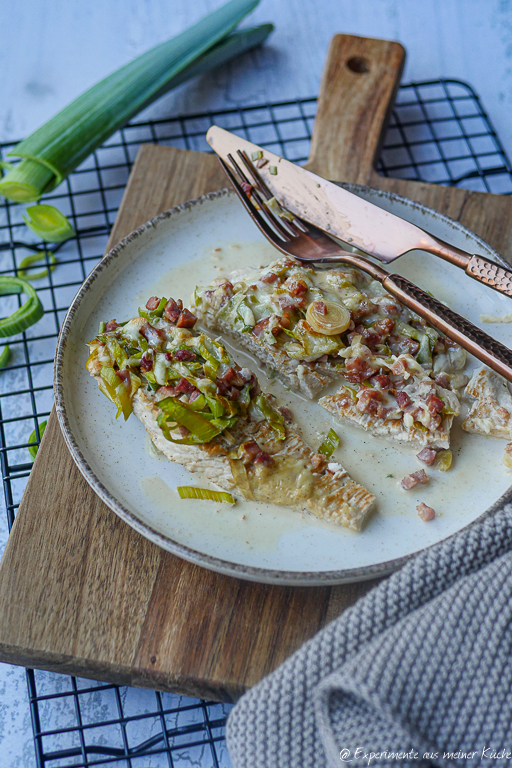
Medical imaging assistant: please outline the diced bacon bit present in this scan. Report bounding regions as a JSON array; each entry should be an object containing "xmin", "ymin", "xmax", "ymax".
[
  {"xmin": 145, "ymin": 296, "xmax": 161, "ymax": 311},
  {"xmin": 435, "ymin": 372, "xmax": 450, "ymax": 389},
  {"xmin": 391, "ymin": 358, "xmax": 408, "ymax": 377},
  {"xmin": 388, "ymin": 335, "xmax": 420, "ymax": 357},
  {"xmin": 220, "ymin": 366, "xmax": 245, "ymax": 387},
  {"xmin": 381, "ymin": 302, "xmax": 400, "ymax": 317},
  {"xmin": 374, "ymin": 317, "xmax": 395, "ymax": 336},
  {"xmin": 428, "ymin": 413, "xmax": 443, "ymax": 432},
  {"xmin": 156, "ymin": 385, "xmax": 176, "ymax": 399},
  {"xmin": 239, "ymin": 440, "xmax": 261, "ymax": 464},
  {"xmin": 396, "ymin": 391, "xmax": 412, "ymax": 409},
  {"xmin": 427, "ymin": 394, "xmax": 445, "ymax": 414},
  {"xmin": 239, "ymin": 367, "xmax": 255, "ymax": 384},
  {"xmin": 278, "ymin": 312, "xmax": 291, "ymax": 330},
  {"xmin": 346, "ymin": 330, "xmax": 360, "ymax": 345},
  {"xmin": 371, "ymin": 373, "xmax": 391, "ymax": 389},
  {"xmin": 317, "ymin": 354, "xmax": 329, "ymax": 362},
  {"xmin": 175, "ymin": 377, "xmax": 196, "ymax": 394},
  {"xmin": 140, "ymin": 323, "xmax": 165, "ymax": 346},
  {"xmin": 261, "ymin": 271, "xmax": 278, "ymax": 284},
  {"xmin": 176, "ymin": 308, "xmax": 197, "ymax": 328},
  {"xmin": 278, "ymin": 406, "xmax": 293, "ymax": 422},
  {"xmin": 312, "ymin": 300, "xmax": 327, "ymax": 315},
  {"xmin": 310, "ymin": 453, "xmax": 327, "ymax": 471},
  {"xmin": 376, "ymin": 405, "xmax": 393, "ymax": 419},
  {"xmin": 140, "ymin": 351, "xmax": 154, "ymax": 371},
  {"xmin": 417, "ymin": 502, "xmax": 435, "ymax": 522},
  {"xmin": 278, "ymin": 295, "xmax": 298, "ymax": 311},
  {"xmin": 116, "ymin": 370, "xmax": 131, "ymax": 388},
  {"xmin": 105, "ymin": 319, "xmax": 119, "ymax": 332},
  {"xmin": 189, "ymin": 390, "xmax": 201, "ymax": 403},
  {"xmin": 164, "ymin": 298, "xmax": 181, "ymax": 323},
  {"xmin": 173, "ymin": 348, "xmax": 196, "ymax": 362},
  {"xmin": 356, "ymin": 388, "xmax": 383, "ymax": 414},
  {"xmin": 353, "ymin": 299, "xmax": 378, "ymax": 320},
  {"xmin": 253, "ymin": 451, "xmax": 274, "ymax": 467},
  {"xmin": 417, "ymin": 447, "xmax": 438, "ymax": 466},
  {"xmin": 241, "ymin": 181, "xmax": 253, "ymax": 195},
  {"xmin": 401, "ymin": 469, "xmax": 429, "ymax": 490},
  {"xmin": 361, "ymin": 328, "xmax": 382, "ymax": 350},
  {"xmin": 178, "ymin": 426, "xmax": 190, "ymax": 438},
  {"xmin": 252, "ymin": 317, "xmax": 278, "ymax": 337},
  {"xmin": 344, "ymin": 356, "xmax": 375, "ymax": 385},
  {"xmin": 283, "ymin": 276, "xmax": 308, "ymax": 296}
]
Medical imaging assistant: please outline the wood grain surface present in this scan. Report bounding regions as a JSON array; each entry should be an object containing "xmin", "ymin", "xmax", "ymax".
[{"xmin": 0, "ymin": 34, "xmax": 511, "ymax": 702}]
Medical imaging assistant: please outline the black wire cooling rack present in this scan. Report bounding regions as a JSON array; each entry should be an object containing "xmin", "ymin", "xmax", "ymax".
[{"xmin": 1, "ymin": 78, "xmax": 512, "ymax": 768}]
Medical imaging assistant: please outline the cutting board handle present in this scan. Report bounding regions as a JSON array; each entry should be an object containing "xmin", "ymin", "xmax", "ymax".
[{"xmin": 306, "ymin": 34, "xmax": 405, "ymax": 184}]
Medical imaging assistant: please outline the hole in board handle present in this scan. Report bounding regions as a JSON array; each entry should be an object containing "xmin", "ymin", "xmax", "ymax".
[{"xmin": 346, "ymin": 56, "xmax": 371, "ymax": 74}]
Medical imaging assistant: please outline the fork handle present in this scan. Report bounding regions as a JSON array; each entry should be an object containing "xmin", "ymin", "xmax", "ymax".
[
  {"xmin": 466, "ymin": 255, "xmax": 512, "ymax": 297},
  {"xmin": 384, "ymin": 273, "xmax": 512, "ymax": 383}
]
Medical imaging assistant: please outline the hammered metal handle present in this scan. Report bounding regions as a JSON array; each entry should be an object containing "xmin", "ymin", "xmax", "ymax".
[
  {"xmin": 384, "ymin": 274, "xmax": 512, "ymax": 383},
  {"xmin": 466, "ymin": 255, "xmax": 512, "ymax": 297}
]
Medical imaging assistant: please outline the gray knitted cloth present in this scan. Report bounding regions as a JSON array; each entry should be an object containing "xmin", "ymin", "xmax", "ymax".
[{"xmin": 227, "ymin": 502, "xmax": 512, "ymax": 768}]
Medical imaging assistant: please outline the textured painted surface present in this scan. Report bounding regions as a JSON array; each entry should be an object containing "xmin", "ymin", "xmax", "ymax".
[{"xmin": 0, "ymin": 0, "xmax": 511, "ymax": 765}]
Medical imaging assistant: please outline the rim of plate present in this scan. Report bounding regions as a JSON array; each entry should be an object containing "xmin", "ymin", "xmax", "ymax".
[{"xmin": 54, "ymin": 185, "xmax": 512, "ymax": 586}]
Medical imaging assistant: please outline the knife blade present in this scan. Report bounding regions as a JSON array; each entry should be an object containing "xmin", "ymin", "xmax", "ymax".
[{"xmin": 206, "ymin": 125, "xmax": 512, "ymax": 298}]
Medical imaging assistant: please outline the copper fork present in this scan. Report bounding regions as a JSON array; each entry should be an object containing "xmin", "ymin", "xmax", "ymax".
[{"xmin": 219, "ymin": 150, "xmax": 512, "ymax": 384}]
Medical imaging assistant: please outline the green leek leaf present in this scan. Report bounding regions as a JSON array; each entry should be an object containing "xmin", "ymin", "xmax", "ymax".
[
  {"xmin": 0, "ymin": 276, "xmax": 44, "ymax": 337},
  {"xmin": 0, "ymin": 2, "xmax": 270, "ymax": 201},
  {"xmin": 23, "ymin": 205, "xmax": 75, "ymax": 242},
  {"xmin": 16, "ymin": 251, "xmax": 57, "ymax": 281},
  {"xmin": 318, "ymin": 428, "xmax": 340, "ymax": 458},
  {"xmin": 158, "ymin": 396, "xmax": 224, "ymax": 442},
  {"xmin": 0, "ymin": 345, "xmax": 10, "ymax": 368}
]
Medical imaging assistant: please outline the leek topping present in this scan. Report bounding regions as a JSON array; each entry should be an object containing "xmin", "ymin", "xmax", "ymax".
[
  {"xmin": 23, "ymin": 205, "xmax": 75, "ymax": 243},
  {"xmin": 177, "ymin": 486, "xmax": 236, "ymax": 504},
  {"xmin": 0, "ymin": 277, "xmax": 45, "ymax": 337},
  {"xmin": 318, "ymin": 428, "xmax": 340, "ymax": 458},
  {"xmin": 0, "ymin": 1, "xmax": 271, "ymax": 201}
]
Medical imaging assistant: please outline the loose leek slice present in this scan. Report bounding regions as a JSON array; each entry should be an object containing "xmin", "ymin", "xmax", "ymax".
[
  {"xmin": 254, "ymin": 394, "xmax": 285, "ymax": 439},
  {"xmin": 16, "ymin": 251, "xmax": 57, "ymax": 281},
  {"xmin": 28, "ymin": 420, "xmax": 47, "ymax": 459},
  {"xmin": 435, "ymin": 449, "xmax": 453, "ymax": 472},
  {"xmin": 0, "ymin": 345, "xmax": 10, "ymax": 368},
  {"xmin": 23, "ymin": 205, "xmax": 75, "ymax": 243},
  {"xmin": 177, "ymin": 486, "xmax": 235, "ymax": 504},
  {"xmin": 318, "ymin": 428, "xmax": 340, "ymax": 458},
  {"xmin": 306, "ymin": 300, "xmax": 351, "ymax": 335},
  {"xmin": 0, "ymin": 277, "xmax": 44, "ymax": 337},
  {"xmin": 0, "ymin": 1, "xmax": 271, "ymax": 201}
]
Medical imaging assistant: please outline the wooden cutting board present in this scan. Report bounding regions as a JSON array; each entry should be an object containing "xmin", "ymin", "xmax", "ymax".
[{"xmin": 1, "ymin": 34, "xmax": 511, "ymax": 703}]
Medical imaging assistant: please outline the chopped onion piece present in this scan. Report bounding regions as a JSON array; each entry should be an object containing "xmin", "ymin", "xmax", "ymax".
[{"xmin": 306, "ymin": 300, "xmax": 351, "ymax": 335}]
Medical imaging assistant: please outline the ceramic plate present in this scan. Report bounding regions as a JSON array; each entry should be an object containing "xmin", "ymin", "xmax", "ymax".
[{"xmin": 54, "ymin": 186, "xmax": 512, "ymax": 585}]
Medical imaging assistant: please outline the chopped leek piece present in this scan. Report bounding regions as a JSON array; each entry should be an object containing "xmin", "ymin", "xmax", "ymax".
[
  {"xmin": 0, "ymin": 276, "xmax": 44, "ymax": 337},
  {"xmin": 435, "ymin": 449, "xmax": 453, "ymax": 472},
  {"xmin": 254, "ymin": 394, "xmax": 285, "ymax": 439},
  {"xmin": 177, "ymin": 486, "xmax": 235, "ymax": 504},
  {"xmin": 0, "ymin": 2, "xmax": 272, "ymax": 201},
  {"xmin": 23, "ymin": 205, "xmax": 75, "ymax": 243},
  {"xmin": 0, "ymin": 345, "xmax": 10, "ymax": 368},
  {"xmin": 16, "ymin": 251, "xmax": 57, "ymax": 281},
  {"xmin": 98, "ymin": 321, "xmax": 106, "ymax": 334},
  {"xmin": 251, "ymin": 150, "xmax": 263, "ymax": 161},
  {"xmin": 269, "ymin": 165, "xmax": 277, "ymax": 175},
  {"xmin": 318, "ymin": 428, "xmax": 340, "ymax": 458},
  {"xmin": 28, "ymin": 420, "xmax": 47, "ymax": 459},
  {"xmin": 0, "ymin": 160, "xmax": 14, "ymax": 175},
  {"xmin": 158, "ymin": 396, "xmax": 224, "ymax": 442}
]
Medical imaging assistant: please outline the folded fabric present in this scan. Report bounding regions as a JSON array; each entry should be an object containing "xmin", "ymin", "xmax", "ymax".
[{"xmin": 227, "ymin": 498, "xmax": 512, "ymax": 768}]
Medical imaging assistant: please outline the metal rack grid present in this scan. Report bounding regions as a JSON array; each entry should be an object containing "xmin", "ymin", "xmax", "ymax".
[{"xmin": 0, "ymin": 78, "xmax": 511, "ymax": 767}]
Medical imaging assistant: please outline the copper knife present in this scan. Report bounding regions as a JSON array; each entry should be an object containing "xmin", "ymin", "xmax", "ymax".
[{"xmin": 206, "ymin": 125, "xmax": 512, "ymax": 299}]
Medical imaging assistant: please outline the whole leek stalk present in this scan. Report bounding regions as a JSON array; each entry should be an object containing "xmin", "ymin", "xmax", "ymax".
[{"xmin": 0, "ymin": 0, "xmax": 272, "ymax": 202}]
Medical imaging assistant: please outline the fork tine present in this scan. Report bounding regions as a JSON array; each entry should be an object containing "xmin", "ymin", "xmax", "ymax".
[
  {"xmin": 219, "ymin": 158, "xmax": 291, "ymax": 247},
  {"xmin": 227, "ymin": 153, "xmax": 295, "ymax": 242},
  {"xmin": 236, "ymin": 150, "xmax": 308, "ymax": 235}
]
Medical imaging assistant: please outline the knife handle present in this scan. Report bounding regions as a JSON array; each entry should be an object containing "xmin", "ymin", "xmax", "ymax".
[
  {"xmin": 384, "ymin": 273, "xmax": 512, "ymax": 384},
  {"xmin": 466, "ymin": 254, "xmax": 512, "ymax": 298}
]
